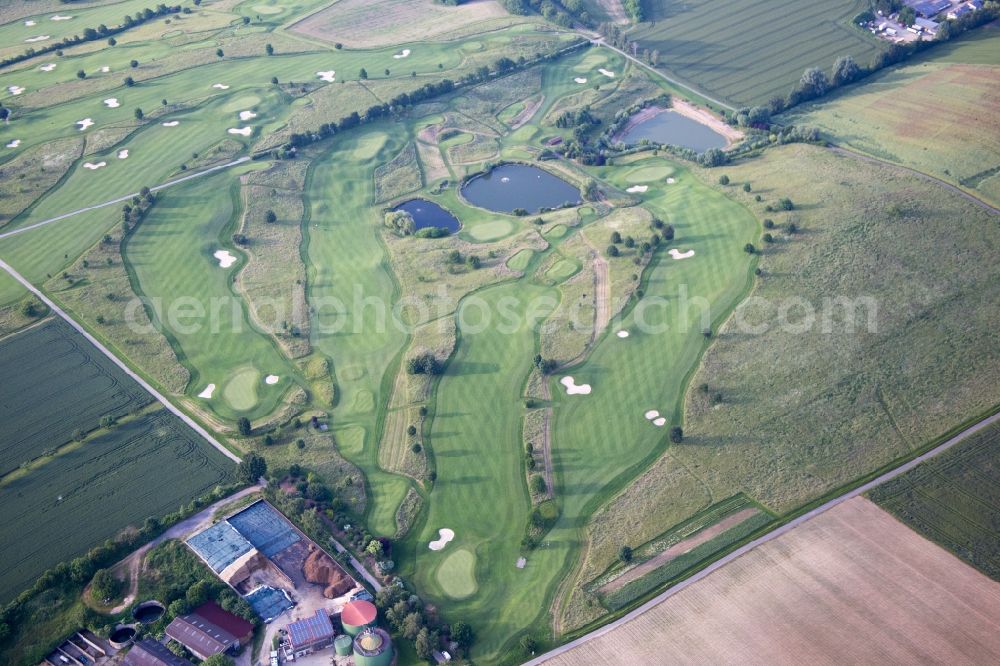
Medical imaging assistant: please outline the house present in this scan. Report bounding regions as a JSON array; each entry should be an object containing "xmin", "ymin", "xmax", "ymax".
[
  {"xmin": 948, "ymin": 4, "xmax": 974, "ymax": 19},
  {"xmin": 123, "ymin": 639, "xmax": 191, "ymax": 666},
  {"xmin": 165, "ymin": 602, "xmax": 254, "ymax": 660},
  {"xmin": 286, "ymin": 609, "xmax": 336, "ymax": 657}
]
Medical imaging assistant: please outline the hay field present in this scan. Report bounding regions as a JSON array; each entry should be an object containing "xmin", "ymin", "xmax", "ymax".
[
  {"xmin": 290, "ymin": 0, "xmax": 514, "ymax": 48},
  {"xmin": 630, "ymin": 0, "xmax": 885, "ymax": 107},
  {"xmin": 543, "ymin": 497, "xmax": 1000, "ymax": 665}
]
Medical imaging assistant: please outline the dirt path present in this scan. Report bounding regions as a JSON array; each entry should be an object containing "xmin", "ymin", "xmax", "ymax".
[
  {"xmin": 541, "ymin": 408, "xmax": 555, "ymax": 499},
  {"xmin": 580, "ymin": 235, "xmax": 610, "ymax": 337},
  {"xmin": 596, "ymin": 0, "xmax": 628, "ymax": 25}
]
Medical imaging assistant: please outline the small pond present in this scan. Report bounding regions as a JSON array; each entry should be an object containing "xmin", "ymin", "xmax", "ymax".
[
  {"xmin": 461, "ymin": 164, "xmax": 581, "ymax": 214},
  {"xmin": 621, "ymin": 109, "xmax": 727, "ymax": 152},
  {"xmin": 394, "ymin": 199, "xmax": 461, "ymax": 234}
]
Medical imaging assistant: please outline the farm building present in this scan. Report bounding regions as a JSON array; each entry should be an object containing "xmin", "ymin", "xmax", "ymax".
[
  {"xmin": 123, "ymin": 639, "xmax": 192, "ymax": 666},
  {"xmin": 353, "ymin": 627, "xmax": 394, "ymax": 666},
  {"xmin": 165, "ymin": 602, "xmax": 253, "ymax": 659},
  {"xmin": 906, "ymin": 0, "xmax": 951, "ymax": 17},
  {"xmin": 947, "ymin": 4, "xmax": 974, "ymax": 18},
  {"xmin": 914, "ymin": 17, "xmax": 940, "ymax": 33},
  {"xmin": 341, "ymin": 599, "xmax": 378, "ymax": 636},
  {"xmin": 286, "ymin": 608, "xmax": 336, "ymax": 657}
]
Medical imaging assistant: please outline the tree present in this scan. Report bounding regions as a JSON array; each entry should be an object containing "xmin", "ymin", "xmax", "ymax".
[
  {"xmin": 610, "ymin": 231, "xmax": 622, "ymax": 244},
  {"xmin": 238, "ymin": 452, "xmax": 266, "ymax": 483},
  {"xmin": 366, "ymin": 539, "xmax": 384, "ymax": 558},
  {"xmin": 124, "ymin": 76, "xmax": 135, "ymax": 87},
  {"xmin": 798, "ymin": 67, "xmax": 829, "ymax": 99},
  {"xmin": 530, "ymin": 474, "xmax": 546, "ymax": 495},
  {"xmin": 186, "ymin": 579, "xmax": 212, "ymax": 608},
  {"xmin": 407, "ymin": 425, "xmax": 417, "ymax": 437},
  {"xmin": 743, "ymin": 183, "xmax": 752, "ymax": 193},
  {"xmin": 77, "ymin": 69, "xmax": 86, "ymax": 79},
  {"xmin": 452, "ymin": 622, "xmax": 475, "ymax": 650},
  {"xmin": 130, "ymin": 59, "xmax": 139, "ymax": 68},
  {"xmin": 618, "ymin": 545, "xmax": 633, "ymax": 563},
  {"xmin": 744, "ymin": 243, "xmax": 756, "ymax": 254},
  {"xmin": 134, "ymin": 108, "xmax": 143, "ymax": 120},
  {"xmin": 201, "ymin": 656, "xmax": 234, "ymax": 666},
  {"xmin": 264, "ymin": 209, "xmax": 277, "ymax": 224},
  {"xmin": 265, "ymin": 43, "xmax": 274, "ymax": 56},
  {"xmin": 237, "ymin": 417, "xmax": 252, "ymax": 436},
  {"xmin": 899, "ymin": 6, "xmax": 916, "ymax": 26},
  {"xmin": 831, "ymin": 55, "xmax": 861, "ymax": 87},
  {"xmin": 520, "ymin": 635, "xmax": 538, "ymax": 655},
  {"xmin": 402, "ymin": 611, "xmax": 424, "ymax": 640},
  {"xmin": 107, "ymin": 37, "xmax": 117, "ymax": 46},
  {"xmin": 607, "ymin": 244, "xmax": 620, "ymax": 258},
  {"xmin": 0, "ymin": 107, "xmax": 9, "ymax": 122},
  {"xmin": 718, "ymin": 174, "xmax": 730, "ymax": 185},
  {"xmin": 669, "ymin": 426, "xmax": 683, "ymax": 443},
  {"xmin": 91, "ymin": 569, "xmax": 119, "ymax": 601},
  {"xmin": 414, "ymin": 628, "xmax": 435, "ymax": 661},
  {"xmin": 384, "ymin": 68, "xmax": 390, "ymax": 76},
  {"xmin": 216, "ymin": 48, "xmax": 224, "ymax": 57},
  {"xmin": 359, "ymin": 67, "xmax": 368, "ymax": 80}
]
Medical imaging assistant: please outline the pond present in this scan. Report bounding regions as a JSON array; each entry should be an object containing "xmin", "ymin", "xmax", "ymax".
[
  {"xmin": 461, "ymin": 164, "xmax": 581, "ymax": 214},
  {"xmin": 394, "ymin": 199, "xmax": 461, "ymax": 235},
  {"xmin": 621, "ymin": 109, "xmax": 728, "ymax": 152}
]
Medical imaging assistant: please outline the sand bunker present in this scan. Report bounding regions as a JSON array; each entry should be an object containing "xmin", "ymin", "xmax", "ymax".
[
  {"xmin": 76, "ymin": 118, "xmax": 94, "ymax": 130},
  {"xmin": 644, "ymin": 410, "xmax": 660, "ymax": 420},
  {"xmin": 5, "ymin": 140, "xmax": 21, "ymax": 148},
  {"xmin": 161, "ymin": 121, "xmax": 179, "ymax": 127},
  {"xmin": 7, "ymin": 86, "xmax": 25, "ymax": 95},
  {"xmin": 574, "ymin": 77, "xmax": 587, "ymax": 84},
  {"xmin": 653, "ymin": 417, "xmax": 666, "ymax": 426},
  {"xmin": 117, "ymin": 149, "xmax": 129, "ymax": 159},
  {"xmin": 617, "ymin": 330, "xmax": 630, "ymax": 338},
  {"xmin": 239, "ymin": 110, "xmax": 257, "ymax": 121},
  {"xmin": 100, "ymin": 66, "xmax": 110, "ymax": 73},
  {"xmin": 561, "ymin": 376, "xmax": 592, "ymax": 396},
  {"xmin": 516, "ymin": 557, "xmax": 527, "ymax": 569},
  {"xmin": 83, "ymin": 161, "xmax": 106, "ymax": 170},
  {"xmin": 228, "ymin": 127, "xmax": 252, "ymax": 136},
  {"xmin": 214, "ymin": 249, "xmax": 236, "ymax": 268},
  {"xmin": 626, "ymin": 185, "xmax": 648, "ymax": 193},
  {"xmin": 316, "ymin": 70, "xmax": 335, "ymax": 82},
  {"xmin": 212, "ymin": 83, "xmax": 230, "ymax": 90},
  {"xmin": 666, "ymin": 177, "xmax": 676, "ymax": 184},
  {"xmin": 265, "ymin": 375, "xmax": 279, "ymax": 385},
  {"xmin": 24, "ymin": 20, "xmax": 36, "ymax": 26},
  {"xmin": 393, "ymin": 49, "xmax": 411, "ymax": 59},
  {"xmin": 39, "ymin": 63, "xmax": 56, "ymax": 72},
  {"xmin": 25, "ymin": 35, "xmax": 50, "ymax": 43},
  {"xmin": 198, "ymin": 384, "xmax": 215, "ymax": 399},
  {"xmin": 103, "ymin": 98, "xmax": 120, "ymax": 108},
  {"xmin": 598, "ymin": 68, "xmax": 615, "ymax": 77},
  {"xmin": 429, "ymin": 528, "xmax": 455, "ymax": 551},
  {"xmin": 668, "ymin": 249, "xmax": 695, "ymax": 260},
  {"xmin": 50, "ymin": 15, "xmax": 73, "ymax": 21}
]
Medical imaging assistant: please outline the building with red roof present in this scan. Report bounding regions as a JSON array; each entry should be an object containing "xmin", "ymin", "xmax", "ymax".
[{"xmin": 165, "ymin": 601, "xmax": 254, "ymax": 660}]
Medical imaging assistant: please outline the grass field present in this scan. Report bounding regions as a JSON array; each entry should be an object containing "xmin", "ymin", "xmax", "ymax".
[
  {"xmin": 869, "ymin": 421, "xmax": 1000, "ymax": 580},
  {"xmin": 630, "ymin": 0, "xmax": 885, "ymax": 107},
  {"xmin": 786, "ymin": 26, "xmax": 1000, "ymax": 206}
]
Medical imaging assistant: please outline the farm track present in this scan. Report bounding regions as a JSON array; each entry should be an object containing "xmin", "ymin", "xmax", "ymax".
[{"xmin": 526, "ymin": 406, "xmax": 1000, "ymax": 664}]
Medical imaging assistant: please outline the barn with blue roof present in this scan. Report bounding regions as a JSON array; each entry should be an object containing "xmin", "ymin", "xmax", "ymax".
[{"xmin": 287, "ymin": 609, "xmax": 336, "ymax": 658}]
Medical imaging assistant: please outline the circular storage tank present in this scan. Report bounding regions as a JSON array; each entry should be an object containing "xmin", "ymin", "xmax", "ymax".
[
  {"xmin": 353, "ymin": 627, "xmax": 393, "ymax": 666},
  {"xmin": 132, "ymin": 600, "xmax": 165, "ymax": 624},
  {"xmin": 341, "ymin": 599, "xmax": 378, "ymax": 636},
  {"xmin": 109, "ymin": 623, "xmax": 137, "ymax": 649},
  {"xmin": 334, "ymin": 634, "xmax": 353, "ymax": 656}
]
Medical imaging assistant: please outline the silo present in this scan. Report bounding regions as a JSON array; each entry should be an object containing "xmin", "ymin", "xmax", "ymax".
[
  {"xmin": 334, "ymin": 634, "xmax": 353, "ymax": 656},
  {"xmin": 340, "ymin": 599, "xmax": 378, "ymax": 636},
  {"xmin": 353, "ymin": 627, "xmax": 393, "ymax": 666}
]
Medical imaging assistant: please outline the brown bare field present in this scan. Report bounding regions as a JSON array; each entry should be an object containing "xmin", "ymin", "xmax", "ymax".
[
  {"xmin": 289, "ymin": 0, "xmax": 511, "ymax": 49},
  {"xmin": 545, "ymin": 497, "xmax": 1000, "ymax": 665}
]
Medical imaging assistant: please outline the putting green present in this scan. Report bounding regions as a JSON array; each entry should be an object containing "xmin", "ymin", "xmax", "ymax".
[
  {"xmin": 223, "ymin": 367, "xmax": 260, "ymax": 411},
  {"xmin": 627, "ymin": 165, "xmax": 675, "ymax": 183},
  {"xmin": 352, "ymin": 132, "xmax": 389, "ymax": 160},
  {"xmin": 336, "ymin": 425, "xmax": 365, "ymax": 458},
  {"xmin": 545, "ymin": 258, "xmax": 579, "ymax": 282},
  {"xmin": 466, "ymin": 219, "xmax": 513, "ymax": 241},
  {"xmin": 573, "ymin": 52, "xmax": 608, "ymax": 73},
  {"xmin": 252, "ymin": 4, "xmax": 284, "ymax": 14},
  {"xmin": 340, "ymin": 366, "xmax": 366, "ymax": 381},
  {"xmin": 544, "ymin": 224, "xmax": 568, "ymax": 240},
  {"xmin": 509, "ymin": 125, "xmax": 537, "ymax": 143},
  {"xmin": 222, "ymin": 95, "xmax": 262, "ymax": 113},
  {"xmin": 436, "ymin": 547, "xmax": 478, "ymax": 599},
  {"xmin": 507, "ymin": 249, "xmax": 534, "ymax": 272},
  {"xmin": 351, "ymin": 388, "xmax": 375, "ymax": 412}
]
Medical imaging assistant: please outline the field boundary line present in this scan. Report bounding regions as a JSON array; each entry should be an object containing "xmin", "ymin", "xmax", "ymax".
[
  {"xmin": 0, "ymin": 156, "xmax": 252, "ymax": 243},
  {"xmin": 0, "ymin": 257, "xmax": 241, "ymax": 464},
  {"xmin": 524, "ymin": 407, "xmax": 1000, "ymax": 665}
]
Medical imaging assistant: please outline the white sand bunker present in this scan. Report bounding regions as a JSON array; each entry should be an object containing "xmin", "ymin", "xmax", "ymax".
[
  {"xmin": 50, "ymin": 15, "xmax": 73, "ymax": 21},
  {"xmin": 117, "ymin": 149, "xmax": 129, "ymax": 159},
  {"xmin": 198, "ymin": 384, "xmax": 215, "ymax": 399},
  {"xmin": 76, "ymin": 118, "xmax": 94, "ymax": 130},
  {"xmin": 24, "ymin": 20, "xmax": 36, "ymax": 26},
  {"xmin": 644, "ymin": 410, "xmax": 660, "ymax": 420},
  {"xmin": 516, "ymin": 557, "xmax": 527, "ymax": 569},
  {"xmin": 103, "ymin": 98, "xmax": 120, "ymax": 108},
  {"xmin": 161, "ymin": 121, "xmax": 179, "ymax": 127},
  {"xmin": 617, "ymin": 330, "xmax": 629, "ymax": 338},
  {"xmin": 8, "ymin": 86, "xmax": 25, "ymax": 95},
  {"xmin": 393, "ymin": 49, "xmax": 411, "ymax": 59},
  {"xmin": 83, "ymin": 161, "xmax": 106, "ymax": 170},
  {"xmin": 25, "ymin": 35, "xmax": 50, "ymax": 43},
  {"xmin": 561, "ymin": 376, "xmax": 592, "ymax": 396},
  {"xmin": 228, "ymin": 127, "xmax": 252, "ymax": 137},
  {"xmin": 668, "ymin": 249, "xmax": 695, "ymax": 260},
  {"xmin": 599, "ymin": 68, "xmax": 615, "ymax": 77},
  {"xmin": 239, "ymin": 110, "xmax": 257, "ymax": 121},
  {"xmin": 39, "ymin": 63, "xmax": 56, "ymax": 72},
  {"xmin": 653, "ymin": 417, "xmax": 666, "ymax": 427},
  {"xmin": 212, "ymin": 83, "xmax": 230, "ymax": 90},
  {"xmin": 666, "ymin": 177, "xmax": 676, "ymax": 184},
  {"xmin": 265, "ymin": 375, "xmax": 279, "ymax": 385},
  {"xmin": 214, "ymin": 249, "xmax": 236, "ymax": 268},
  {"xmin": 316, "ymin": 70, "xmax": 335, "ymax": 82},
  {"xmin": 626, "ymin": 185, "xmax": 648, "ymax": 193},
  {"xmin": 100, "ymin": 66, "xmax": 110, "ymax": 73},
  {"xmin": 6, "ymin": 140, "xmax": 21, "ymax": 148},
  {"xmin": 428, "ymin": 528, "xmax": 455, "ymax": 551},
  {"xmin": 574, "ymin": 77, "xmax": 587, "ymax": 84}
]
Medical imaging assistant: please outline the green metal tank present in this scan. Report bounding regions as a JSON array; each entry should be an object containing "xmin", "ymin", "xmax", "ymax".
[
  {"xmin": 353, "ymin": 628, "xmax": 393, "ymax": 666},
  {"xmin": 334, "ymin": 634, "xmax": 353, "ymax": 657},
  {"xmin": 340, "ymin": 599, "xmax": 378, "ymax": 636}
]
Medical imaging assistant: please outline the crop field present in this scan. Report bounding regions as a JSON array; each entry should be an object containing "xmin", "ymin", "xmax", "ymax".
[
  {"xmin": 0, "ymin": 318, "xmax": 152, "ymax": 476},
  {"xmin": 869, "ymin": 421, "xmax": 1000, "ymax": 580},
  {"xmin": 543, "ymin": 497, "xmax": 1000, "ymax": 665},
  {"xmin": 787, "ymin": 26, "xmax": 1000, "ymax": 207},
  {"xmin": 630, "ymin": 0, "xmax": 885, "ymax": 107}
]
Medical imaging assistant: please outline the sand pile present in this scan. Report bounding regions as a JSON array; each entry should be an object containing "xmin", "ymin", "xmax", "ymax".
[{"xmin": 303, "ymin": 547, "xmax": 354, "ymax": 598}]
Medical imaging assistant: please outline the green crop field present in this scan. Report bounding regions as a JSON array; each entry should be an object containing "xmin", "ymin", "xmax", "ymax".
[
  {"xmin": 630, "ymin": 0, "xmax": 885, "ymax": 107},
  {"xmin": 869, "ymin": 421, "xmax": 1000, "ymax": 580}
]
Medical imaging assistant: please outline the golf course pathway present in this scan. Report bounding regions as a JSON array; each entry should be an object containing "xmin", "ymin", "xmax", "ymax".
[{"xmin": 525, "ymin": 406, "xmax": 1000, "ymax": 665}]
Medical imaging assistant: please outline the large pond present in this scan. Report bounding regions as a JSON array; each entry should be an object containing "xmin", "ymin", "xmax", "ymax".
[
  {"xmin": 621, "ymin": 109, "xmax": 728, "ymax": 152},
  {"xmin": 461, "ymin": 164, "xmax": 581, "ymax": 214},
  {"xmin": 394, "ymin": 199, "xmax": 461, "ymax": 234}
]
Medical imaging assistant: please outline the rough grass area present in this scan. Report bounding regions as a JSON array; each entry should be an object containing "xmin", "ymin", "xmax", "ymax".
[
  {"xmin": 539, "ymin": 234, "xmax": 596, "ymax": 366},
  {"xmin": 787, "ymin": 27, "xmax": 1000, "ymax": 207},
  {"xmin": 0, "ymin": 137, "xmax": 83, "ymax": 228},
  {"xmin": 682, "ymin": 144, "xmax": 1000, "ymax": 515},
  {"xmin": 579, "ymin": 205, "xmax": 653, "ymax": 317},
  {"xmin": 395, "ymin": 486, "xmax": 423, "ymax": 539},
  {"xmin": 374, "ymin": 142, "xmax": 423, "ymax": 203},
  {"xmin": 869, "ymin": 420, "xmax": 1000, "ymax": 580},
  {"xmin": 289, "ymin": 0, "xmax": 513, "ymax": 48},
  {"xmin": 631, "ymin": 0, "xmax": 885, "ymax": 107}
]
